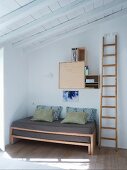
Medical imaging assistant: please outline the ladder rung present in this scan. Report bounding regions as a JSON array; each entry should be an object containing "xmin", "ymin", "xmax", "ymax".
[
  {"xmin": 103, "ymin": 75, "xmax": 116, "ymax": 77},
  {"xmin": 104, "ymin": 43, "xmax": 116, "ymax": 47},
  {"xmin": 102, "ymin": 96, "xmax": 116, "ymax": 98},
  {"xmin": 102, "ymin": 116, "xmax": 116, "ymax": 119},
  {"xmin": 102, "ymin": 85, "xmax": 116, "ymax": 87},
  {"xmin": 103, "ymin": 64, "xmax": 116, "ymax": 67},
  {"xmin": 101, "ymin": 137, "xmax": 116, "ymax": 141},
  {"xmin": 102, "ymin": 106, "xmax": 116, "ymax": 108},
  {"xmin": 103, "ymin": 54, "xmax": 116, "ymax": 57},
  {"xmin": 101, "ymin": 127, "xmax": 116, "ymax": 130}
]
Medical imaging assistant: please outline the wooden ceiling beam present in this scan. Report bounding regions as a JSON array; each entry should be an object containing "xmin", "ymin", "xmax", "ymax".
[
  {"xmin": 14, "ymin": 0, "xmax": 127, "ymax": 47},
  {"xmin": 24, "ymin": 6, "xmax": 127, "ymax": 52},
  {"xmin": 0, "ymin": 0, "xmax": 55, "ymax": 29},
  {"xmin": 0, "ymin": 0, "xmax": 87, "ymax": 43}
]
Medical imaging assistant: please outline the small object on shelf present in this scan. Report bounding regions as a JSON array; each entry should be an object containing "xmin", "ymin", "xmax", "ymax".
[
  {"xmin": 71, "ymin": 48, "xmax": 77, "ymax": 61},
  {"xmin": 85, "ymin": 66, "xmax": 89, "ymax": 75},
  {"xmin": 86, "ymin": 79, "xmax": 94, "ymax": 83},
  {"xmin": 85, "ymin": 75, "xmax": 100, "ymax": 89}
]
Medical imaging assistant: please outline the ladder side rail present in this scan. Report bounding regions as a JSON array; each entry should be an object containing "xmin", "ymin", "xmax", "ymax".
[
  {"xmin": 115, "ymin": 35, "xmax": 118, "ymax": 150},
  {"xmin": 99, "ymin": 37, "xmax": 104, "ymax": 148}
]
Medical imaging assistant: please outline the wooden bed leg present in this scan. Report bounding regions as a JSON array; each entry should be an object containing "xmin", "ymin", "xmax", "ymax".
[
  {"xmin": 94, "ymin": 133, "xmax": 96, "ymax": 148},
  {"xmin": 88, "ymin": 144, "xmax": 91, "ymax": 155},
  {"xmin": 10, "ymin": 128, "xmax": 14, "ymax": 144},
  {"xmin": 90, "ymin": 135, "xmax": 94, "ymax": 155},
  {"xmin": 10, "ymin": 135, "xmax": 14, "ymax": 144}
]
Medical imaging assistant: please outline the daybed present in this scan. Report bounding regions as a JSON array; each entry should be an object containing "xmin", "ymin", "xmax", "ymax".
[{"xmin": 10, "ymin": 106, "xmax": 97, "ymax": 155}]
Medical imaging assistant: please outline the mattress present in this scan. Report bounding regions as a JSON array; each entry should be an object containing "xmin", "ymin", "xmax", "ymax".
[{"xmin": 11, "ymin": 117, "xmax": 96, "ymax": 143}]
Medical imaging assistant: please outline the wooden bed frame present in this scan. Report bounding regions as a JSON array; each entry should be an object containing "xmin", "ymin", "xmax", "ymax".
[{"xmin": 10, "ymin": 127, "xmax": 96, "ymax": 155}]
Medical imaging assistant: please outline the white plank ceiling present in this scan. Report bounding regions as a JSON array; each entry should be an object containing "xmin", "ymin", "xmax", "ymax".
[{"xmin": 0, "ymin": 0, "xmax": 127, "ymax": 50}]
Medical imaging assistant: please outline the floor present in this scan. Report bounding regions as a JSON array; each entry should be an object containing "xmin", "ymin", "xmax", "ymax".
[{"xmin": 1, "ymin": 140, "xmax": 127, "ymax": 170}]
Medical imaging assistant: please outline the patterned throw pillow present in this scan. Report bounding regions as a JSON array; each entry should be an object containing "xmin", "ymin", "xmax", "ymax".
[
  {"xmin": 36, "ymin": 105, "xmax": 63, "ymax": 121},
  {"xmin": 66, "ymin": 107, "xmax": 97, "ymax": 122}
]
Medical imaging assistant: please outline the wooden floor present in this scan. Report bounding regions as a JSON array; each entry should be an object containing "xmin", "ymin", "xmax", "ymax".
[{"xmin": 5, "ymin": 140, "xmax": 127, "ymax": 170}]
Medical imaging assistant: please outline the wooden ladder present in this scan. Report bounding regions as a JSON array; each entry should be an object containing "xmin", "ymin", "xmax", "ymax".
[{"xmin": 99, "ymin": 35, "xmax": 118, "ymax": 149}]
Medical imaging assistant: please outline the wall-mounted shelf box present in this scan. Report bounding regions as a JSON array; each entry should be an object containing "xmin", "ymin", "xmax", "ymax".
[
  {"xmin": 59, "ymin": 61, "xmax": 85, "ymax": 89},
  {"xmin": 59, "ymin": 61, "xmax": 100, "ymax": 89},
  {"xmin": 77, "ymin": 48, "xmax": 85, "ymax": 61},
  {"xmin": 59, "ymin": 47, "xmax": 99, "ymax": 89},
  {"xmin": 85, "ymin": 75, "xmax": 100, "ymax": 89}
]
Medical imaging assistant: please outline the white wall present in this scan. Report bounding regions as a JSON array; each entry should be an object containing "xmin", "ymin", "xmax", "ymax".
[
  {"xmin": 27, "ymin": 28, "xmax": 100, "ymax": 116},
  {"xmin": 4, "ymin": 44, "xmax": 28, "ymax": 145},
  {"xmin": 26, "ymin": 15, "xmax": 127, "ymax": 149},
  {"xmin": 0, "ymin": 48, "xmax": 5, "ymax": 151}
]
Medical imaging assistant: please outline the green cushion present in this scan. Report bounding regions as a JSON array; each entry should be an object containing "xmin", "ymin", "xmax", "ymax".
[
  {"xmin": 61, "ymin": 112, "xmax": 88, "ymax": 124},
  {"xmin": 32, "ymin": 108, "xmax": 53, "ymax": 122}
]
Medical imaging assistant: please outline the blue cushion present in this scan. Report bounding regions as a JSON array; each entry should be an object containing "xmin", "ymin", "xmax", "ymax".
[
  {"xmin": 66, "ymin": 107, "xmax": 97, "ymax": 122},
  {"xmin": 36, "ymin": 105, "xmax": 63, "ymax": 121}
]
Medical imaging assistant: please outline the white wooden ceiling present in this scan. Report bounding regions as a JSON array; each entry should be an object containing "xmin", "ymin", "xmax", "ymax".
[{"xmin": 0, "ymin": 0, "xmax": 127, "ymax": 50}]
